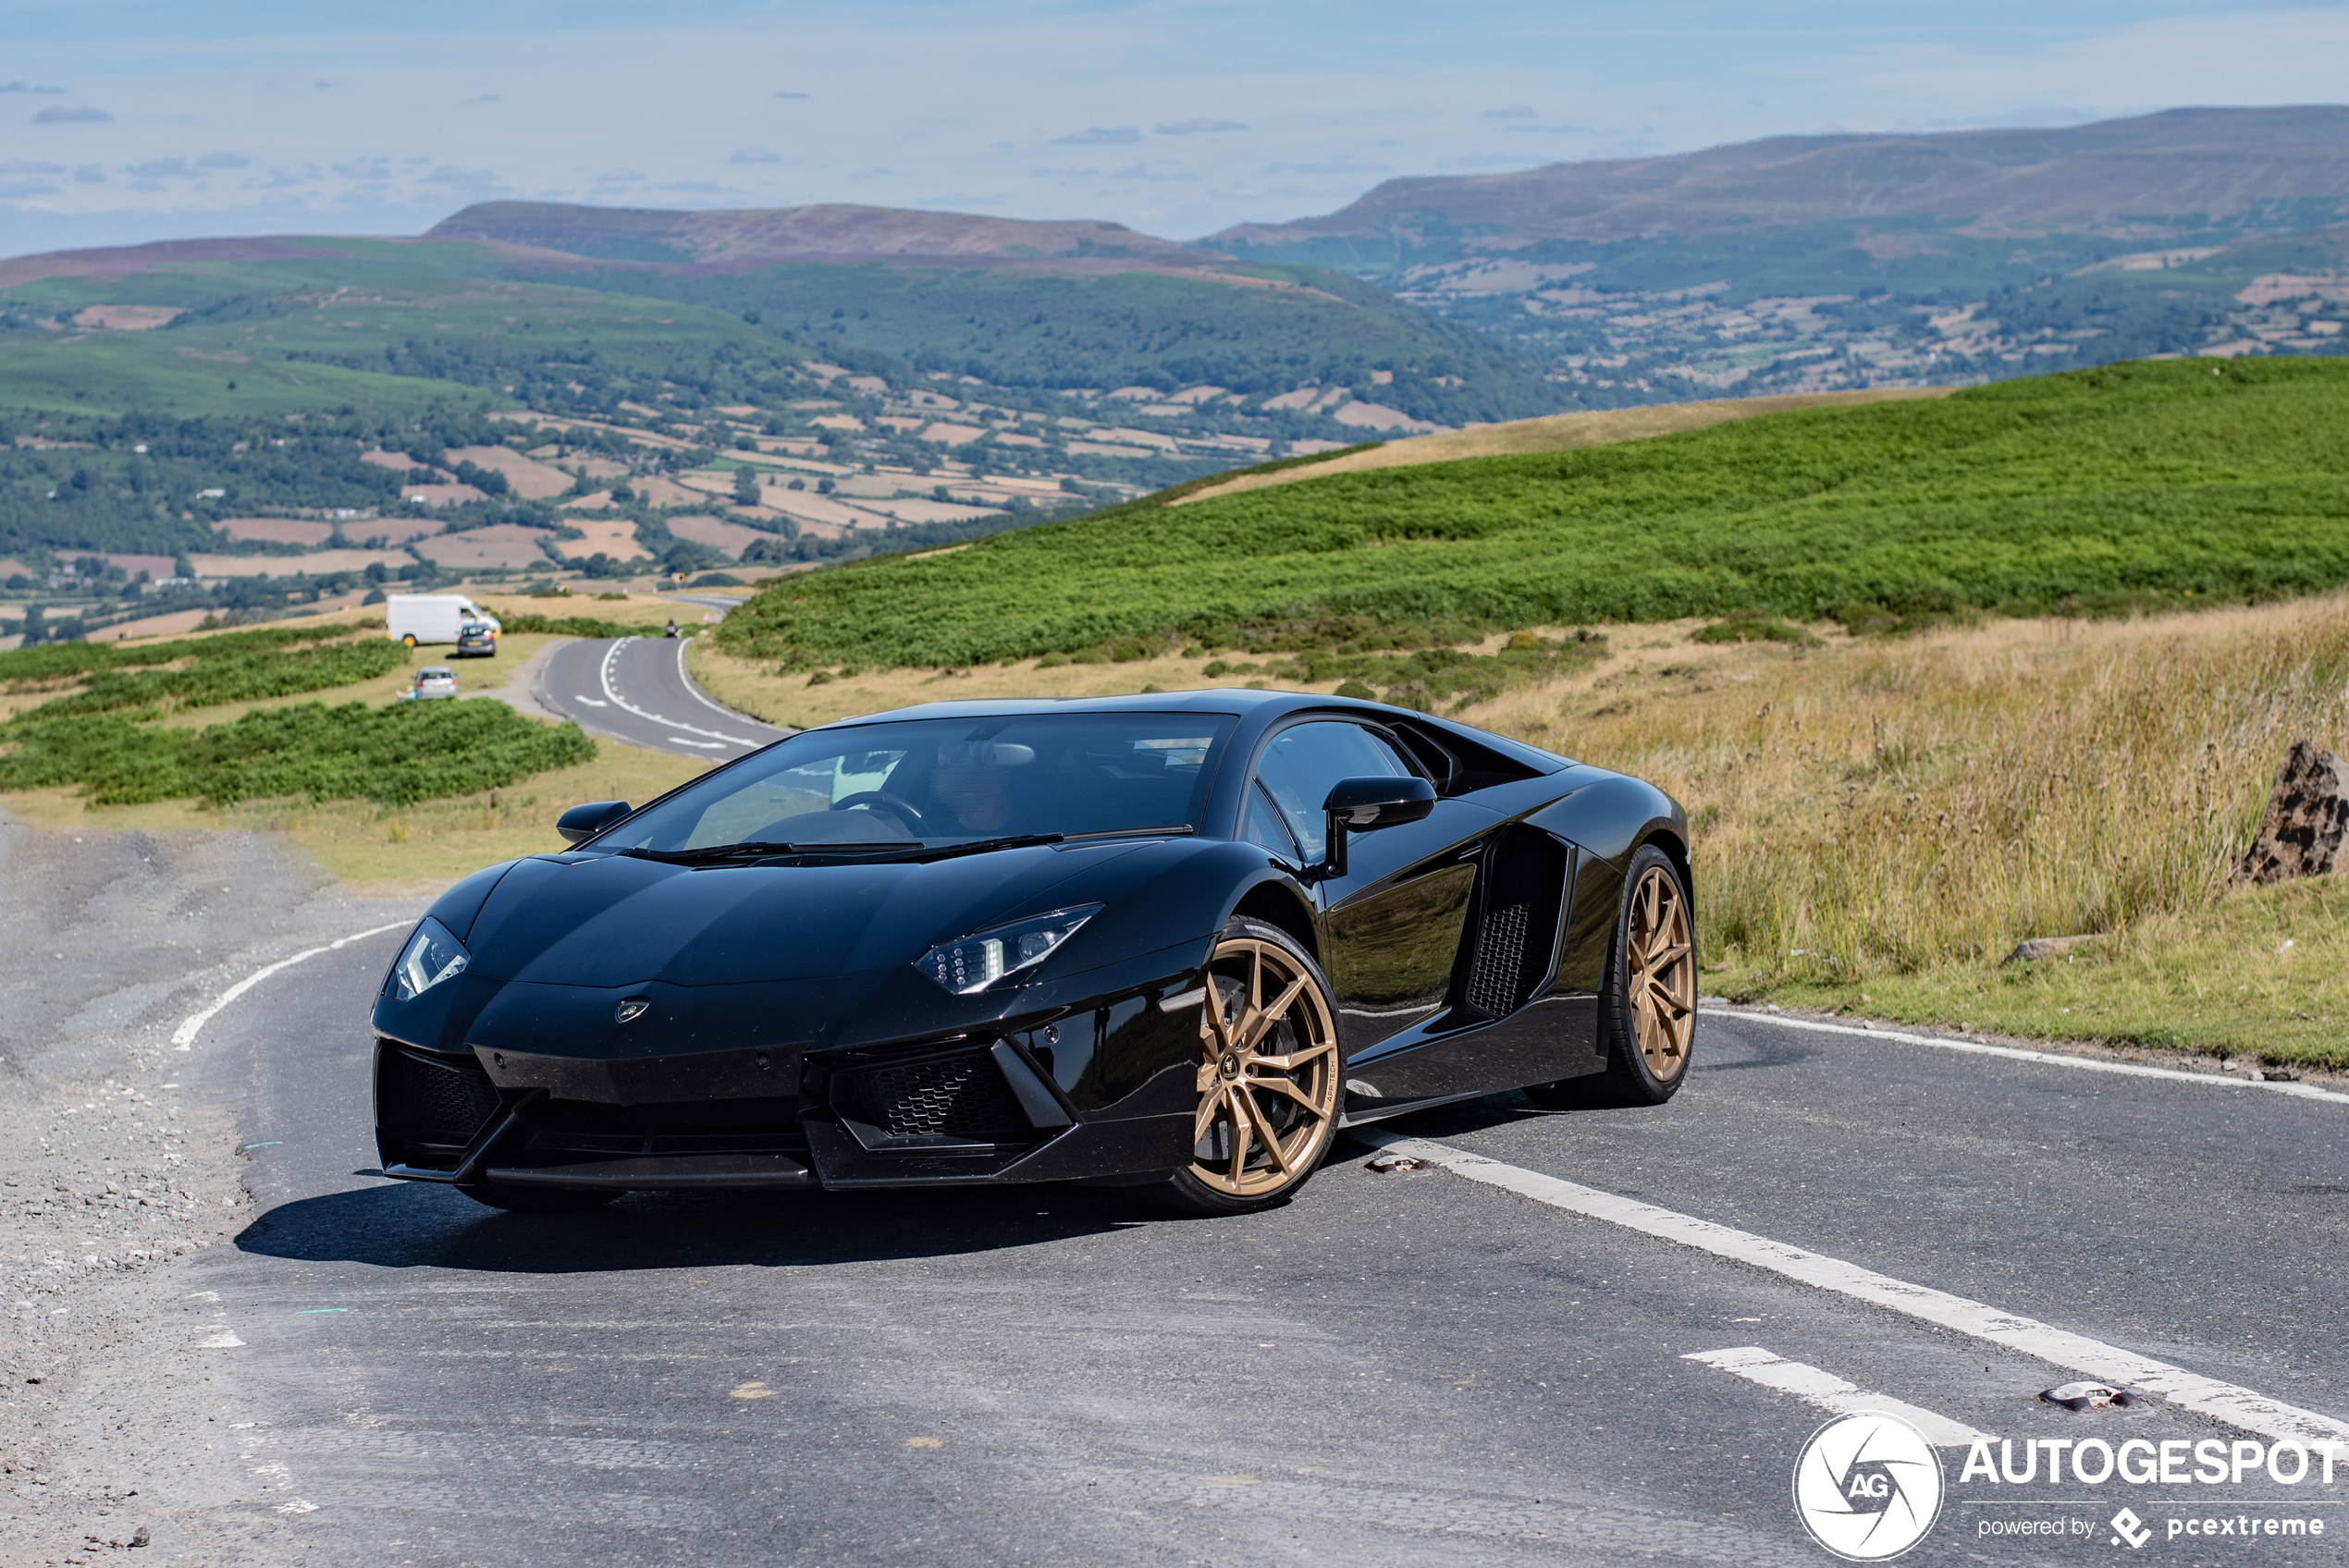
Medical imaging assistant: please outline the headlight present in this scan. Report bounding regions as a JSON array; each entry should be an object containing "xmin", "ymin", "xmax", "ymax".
[
  {"xmin": 915, "ymin": 904, "xmax": 1100, "ymax": 995},
  {"xmin": 391, "ymin": 917, "xmax": 471, "ymax": 1001}
]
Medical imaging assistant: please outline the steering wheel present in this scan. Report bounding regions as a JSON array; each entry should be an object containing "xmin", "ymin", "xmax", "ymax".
[{"xmin": 830, "ymin": 790, "xmax": 929, "ymax": 830}]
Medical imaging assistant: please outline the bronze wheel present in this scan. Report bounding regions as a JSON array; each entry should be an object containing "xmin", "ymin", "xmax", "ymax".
[
  {"xmin": 1626, "ymin": 863, "xmax": 1695, "ymax": 1083},
  {"xmin": 1524, "ymin": 843, "xmax": 1697, "ymax": 1109},
  {"xmin": 1140, "ymin": 918, "xmax": 1340, "ymax": 1215}
]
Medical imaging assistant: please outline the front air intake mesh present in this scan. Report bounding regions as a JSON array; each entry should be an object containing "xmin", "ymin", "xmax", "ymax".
[
  {"xmin": 379, "ymin": 1047, "xmax": 500, "ymax": 1145},
  {"xmin": 834, "ymin": 1050, "xmax": 1027, "ymax": 1142}
]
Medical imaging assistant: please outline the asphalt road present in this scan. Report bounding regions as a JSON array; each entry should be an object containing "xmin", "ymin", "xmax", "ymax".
[
  {"xmin": 535, "ymin": 634, "xmax": 791, "ymax": 762},
  {"xmin": 168, "ymin": 940, "xmax": 2349, "ymax": 1568}
]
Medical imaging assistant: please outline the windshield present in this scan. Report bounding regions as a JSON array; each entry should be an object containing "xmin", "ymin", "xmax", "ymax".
[{"xmin": 598, "ymin": 711, "xmax": 1236, "ymax": 852}]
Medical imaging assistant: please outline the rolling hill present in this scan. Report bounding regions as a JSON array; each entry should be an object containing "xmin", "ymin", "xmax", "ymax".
[
  {"xmin": 714, "ymin": 357, "xmax": 2349, "ymax": 670},
  {"xmin": 0, "ymin": 204, "xmax": 1577, "ymax": 609}
]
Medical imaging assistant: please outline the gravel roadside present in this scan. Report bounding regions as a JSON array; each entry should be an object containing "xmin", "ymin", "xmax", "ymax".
[{"xmin": 0, "ymin": 806, "xmax": 430, "ymax": 1566}]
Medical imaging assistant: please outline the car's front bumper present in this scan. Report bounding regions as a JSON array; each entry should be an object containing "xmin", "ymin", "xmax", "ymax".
[{"xmin": 372, "ymin": 947, "xmax": 1209, "ymax": 1192}]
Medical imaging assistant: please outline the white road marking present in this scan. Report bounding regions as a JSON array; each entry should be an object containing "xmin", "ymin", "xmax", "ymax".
[
  {"xmin": 572, "ymin": 695, "xmax": 609, "ymax": 707},
  {"xmin": 171, "ymin": 923, "xmax": 411, "ymax": 1051},
  {"xmin": 196, "ymin": 1330, "xmax": 245, "ymax": 1348},
  {"xmin": 669, "ymin": 737, "xmax": 728, "ymax": 751},
  {"xmin": 1682, "ymin": 1346, "xmax": 1987, "ymax": 1446},
  {"xmin": 597, "ymin": 639, "xmax": 759, "ymax": 747},
  {"xmin": 673, "ymin": 637, "xmax": 787, "ymax": 735},
  {"xmin": 1705, "ymin": 1007, "xmax": 2349, "ymax": 1109},
  {"xmin": 1357, "ymin": 1130, "xmax": 2349, "ymax": 1449}
]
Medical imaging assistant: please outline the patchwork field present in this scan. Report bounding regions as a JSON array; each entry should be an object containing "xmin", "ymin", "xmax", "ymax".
[
  {"xmin": 215, "ymin": 518, "xmax": 334, "ymax": 546},
  {"xmin": 666, "ymin": 514, "xmax": 774, "ymax": 558},
  {"xmin": 413, "ymin": 524, "xmax": 560, "ymax": 570}
]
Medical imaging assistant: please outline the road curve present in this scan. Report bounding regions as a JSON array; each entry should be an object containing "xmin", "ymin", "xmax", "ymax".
[{"xmin": 535, "ymin": 635, "xmax": 791, "ymax": 761}]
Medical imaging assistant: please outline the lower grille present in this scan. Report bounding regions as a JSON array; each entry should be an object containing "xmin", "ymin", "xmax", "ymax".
[
  {"xmin": 378, "ymin": 1046, "xmax": 499, "ymax": 1145},
  {"xmin": 834, "ymin": 1050, "xmax": 1027, "ymax": 1142}
]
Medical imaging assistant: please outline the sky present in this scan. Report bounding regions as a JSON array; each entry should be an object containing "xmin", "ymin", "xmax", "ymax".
[{"xmin": 1, "ymin": 0, "xmax": 2344, "ymax": 256}]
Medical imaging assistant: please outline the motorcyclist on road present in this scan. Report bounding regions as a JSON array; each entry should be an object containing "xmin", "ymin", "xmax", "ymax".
[{"xmin": 664, "ymin": 619, "xmax": 680, "ymax": 639}]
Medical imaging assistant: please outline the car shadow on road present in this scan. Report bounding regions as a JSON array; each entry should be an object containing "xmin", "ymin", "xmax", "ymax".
[{"xmin": 233, "ymin": 1179, "xmax": 1151, "ymax": 1275}]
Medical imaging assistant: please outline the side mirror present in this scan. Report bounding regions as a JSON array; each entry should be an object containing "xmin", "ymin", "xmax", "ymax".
[
  {"xmin": 1317, "ymin": 776, "xmax": 1437, "ymax": 878},
  {"xmin": 556, "ymin": 800, "xmax": 633, "ymax": 845}
]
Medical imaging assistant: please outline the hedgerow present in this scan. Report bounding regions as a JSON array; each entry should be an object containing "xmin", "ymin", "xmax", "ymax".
[{"xmin": 0, "ymin": 700, "xmax": 596, "ymax": 807}]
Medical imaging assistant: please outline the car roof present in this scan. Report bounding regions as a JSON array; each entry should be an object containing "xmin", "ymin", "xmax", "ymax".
[{"xmin": 419, "ymin": 666, "xmax": 455, "ymax": 676}]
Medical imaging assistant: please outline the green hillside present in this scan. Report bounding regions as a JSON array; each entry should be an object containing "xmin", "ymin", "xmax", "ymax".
[{"xmin": 716, "ymin": 358, "xmax": 2349, "ymax": 668}]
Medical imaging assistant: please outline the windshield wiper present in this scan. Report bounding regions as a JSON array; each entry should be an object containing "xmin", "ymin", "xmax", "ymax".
[
  {"xmin": 618, "ymin": 825, "xmax": 1193, "ymax": 866},
  {"xmin": 616, "ymin": 840, "xmax": 906, "ymax": 864},
  {"xmin": 880, "ymin": 824, "xmax": 1197, "ymax": 864}
]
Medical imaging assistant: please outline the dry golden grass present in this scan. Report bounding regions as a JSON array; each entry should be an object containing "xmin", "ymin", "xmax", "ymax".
[
  {"xmin": 684, "ymin": 630, "xmax": 1527, "ymax": 729},
  {"xmin": 1467, "ymin": 595, "xmax": 2349, "ymax": 1067},
  {"xmin": 1176, "ymin": 386, "xmax": 1954, "ymax": 505}
]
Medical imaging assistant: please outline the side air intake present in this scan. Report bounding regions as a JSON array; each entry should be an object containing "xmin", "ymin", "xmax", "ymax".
[{"xmin": 1458, "ymin": 824, "xmax": 1570, "ymax": 1018}]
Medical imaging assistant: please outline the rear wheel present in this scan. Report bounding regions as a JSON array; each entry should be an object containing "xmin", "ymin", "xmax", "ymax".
[
  {"xmin": 401, "ymin": 633, "xmax": 417, "ymax": 648},
  {"xmin": 1525, "ymin": 845, "xmax": 1696, "ymax": 1109},
  {"xmin": 1138, "ymin": 919, "xmax": 1340, "ymax": 1217},
  {"xmin": 457, "ymin": 1181, "xmax": 623, "ymax": 1214}
]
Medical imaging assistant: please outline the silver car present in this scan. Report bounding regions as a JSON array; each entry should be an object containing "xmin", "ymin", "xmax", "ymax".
[{"xmin": 410, "ymin": 666, "xmax": 458, "ymax": 701}]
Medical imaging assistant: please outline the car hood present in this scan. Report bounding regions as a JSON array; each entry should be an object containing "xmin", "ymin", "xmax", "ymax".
[{"xmin": 463, "ymin": 839, "xmax": 1166, "ymax": 988}]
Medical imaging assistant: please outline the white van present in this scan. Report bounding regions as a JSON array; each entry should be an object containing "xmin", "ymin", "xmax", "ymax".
[{"xmin": 386, "ymin": 594, "xmax": 500, "ymax": 655}]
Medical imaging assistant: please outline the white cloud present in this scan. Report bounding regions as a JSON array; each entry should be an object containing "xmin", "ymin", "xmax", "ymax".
[
  {"xmin": 32, "ymin": 105, "xmax": 108, "ymax": 124},
  {"xmin": 729, "ymin": 146, "xmax": 782, "ymax": 164},
  {"xmin": 1050, "ymin": 127, "xmax": 1141, "ymax": 146}
]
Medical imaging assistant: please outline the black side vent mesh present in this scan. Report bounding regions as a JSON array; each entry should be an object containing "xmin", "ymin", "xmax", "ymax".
[
  {"xmin": 835, "ymin": 1050, "xmax": 1027, "ymax": 1142},
  {"xmin": 1466, "ymin": 903, "xmax": 1528, "ymax": 1015},
  {"xmin": 379, "ymin": 1047, "xmax": 500, "ymax": 1145},
  {"xmin": 1459, "ymin": 826, "xmax": 1570, "ymax": 1018}
]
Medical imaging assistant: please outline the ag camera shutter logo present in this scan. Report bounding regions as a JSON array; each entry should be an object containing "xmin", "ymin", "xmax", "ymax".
[{"xmin": 1791, "ymin": 1411, "xmax": 1946, "ymax": 1561}]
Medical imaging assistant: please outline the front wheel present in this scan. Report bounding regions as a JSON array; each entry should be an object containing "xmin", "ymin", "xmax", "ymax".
[
  {"xmin": 1525, "ymin": 844, "xmax": 1696, "ymax": 1109},
  {"xmin": 1137, "ymin": 919, "xmax": 1340, "ymax": 1217}
]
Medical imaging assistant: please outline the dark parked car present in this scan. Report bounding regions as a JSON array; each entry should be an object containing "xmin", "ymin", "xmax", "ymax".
[
  {"xmin": 454, "ymin": 619, "xmax": 498, "ymax": 657},
  {"xmin": 372, "ymin": 691, "xmax": 1695, "ymax": 1216}
]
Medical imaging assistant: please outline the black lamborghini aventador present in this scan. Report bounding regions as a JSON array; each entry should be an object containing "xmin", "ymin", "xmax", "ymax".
[{"xmin": 372, "ymin": 690, "xmax": 1696, "ymax": 1216}]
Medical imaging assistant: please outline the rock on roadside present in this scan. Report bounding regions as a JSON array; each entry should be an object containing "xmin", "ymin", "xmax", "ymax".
[{"xmin": 2232, "ymin": 740, "xmax": 2349, "ymax": 886}]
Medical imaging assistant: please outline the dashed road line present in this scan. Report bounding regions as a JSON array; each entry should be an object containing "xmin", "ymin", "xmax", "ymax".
[
  {"xmin": 171, "ymin": 922, "xmax": 411, "ymax": 1051},
  {"xmin": 1705, "ymin": 1006, "xmax": 2349, "ymax": 1109},
  {"xmin": 1356, "ymin": 1129, "xmax": 2349, "ymax": 1449},
  {"xmin": 1682, "ymin": 1346, "xmax": 1987, "ymax": 1446},
  {"xmin": 597, "ymin": 638, "xmax": 760, "ymax": 749}
]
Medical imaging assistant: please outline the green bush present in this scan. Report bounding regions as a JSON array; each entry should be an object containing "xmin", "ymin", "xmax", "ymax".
[
  {"xmin": 717, "ymin": 359, "xmax": 2349, "ymax": 668},
  {"xmin": 0, "ymin": 700, "xmax": 596, "ymax": 808}
]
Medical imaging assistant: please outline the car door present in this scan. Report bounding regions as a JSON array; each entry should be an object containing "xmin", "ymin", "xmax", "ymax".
[{"xmin": 1251, "ymin": 720, "xmax": 1490, "ymax": 1059}]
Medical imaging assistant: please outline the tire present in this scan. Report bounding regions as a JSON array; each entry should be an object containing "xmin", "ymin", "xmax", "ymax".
[
  {"xmin": 1133, "ymin": 917, "xmax": 1342, "ymax": 1217},
  {"xmin": 401, "ymin": 634, "xmax": 417, "ymax": 648},
  {"xmin": 457, "ymin": 1181, "xmax": 624, "ymax": 1214},
  {"xmin": 1524, "ymin": 844, "xmax": 1696, "ymax": 1109}
]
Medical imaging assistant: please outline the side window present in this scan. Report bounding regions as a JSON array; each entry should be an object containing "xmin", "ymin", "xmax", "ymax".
[
  {"xmin": 1241, "ymin": 781, "xmax": 1300, "ymax": 862},
  {"xmin": 1253, "ymin": 721, "xmax": 1413, "ymax": 864}
]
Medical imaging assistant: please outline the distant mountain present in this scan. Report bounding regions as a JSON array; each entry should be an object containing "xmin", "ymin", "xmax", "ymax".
[
  {"xmin": 429, "ymin": 202, "xmax": 1227, "ymax": 268},
  {"xmin": 1211, "ymin": 107, "xmax": 2349, "ymax": 263},
  {"xmin": 412, "ymin": 202, "xmax": 1567, "ymax": 427},
  {"xmin": 1209, "ymin": 107, "xmax": 2349, "ymax": 408}
]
